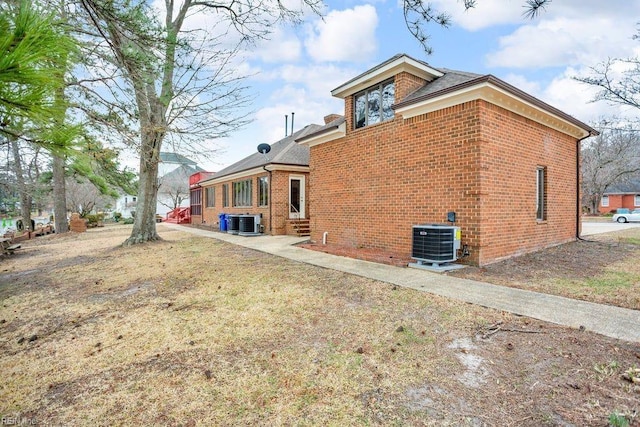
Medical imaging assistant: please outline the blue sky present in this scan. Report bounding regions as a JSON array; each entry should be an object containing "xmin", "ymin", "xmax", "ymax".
[{"xmin": 186, "ymin": 0, "xmax": 640, "ymax": 171}]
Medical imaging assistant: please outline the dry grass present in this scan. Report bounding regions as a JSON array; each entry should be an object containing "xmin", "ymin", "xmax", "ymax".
[
  {"xmin": 1, "ymin": 224, "xmax": 639, "ymax": 426},
  {"xmin": 450, "ymin": 227, "xmax": 640, "ymax": 310}
]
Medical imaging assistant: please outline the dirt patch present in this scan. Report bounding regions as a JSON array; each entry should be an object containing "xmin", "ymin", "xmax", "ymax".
[
  {"xmin": 0, "ymin": 224, "xmax": 639, "ymax": 425},
  {"xmin": 298, "ymin": 242, "xmax": 412, "ymax": 267}
]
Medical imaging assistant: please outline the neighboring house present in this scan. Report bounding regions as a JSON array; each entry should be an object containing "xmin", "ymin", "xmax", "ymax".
[
  {"xmin": 599, "ymin": 180, "xmax": 640, "ymax": 213},
  {"xmin": 194, "ymin": 125, "xmax": 322, "ymax": 235},
  {"xmin": 114, "ymin": 152, "xmax": 204, "ymax": 217},
  {"xmin": 158, "ymin": 163, "xmax": 205, "ymax": 215},
  {"xmin": 157, "ymin": 152, "xmax": 204, "ymax": 216},
  {"xmin": 114, "ymin": 193, "xmax": 137, "ymax": 218},
  {"xmin": 296, "ymin": 54, "xmax": 597, "ymax": 266}
]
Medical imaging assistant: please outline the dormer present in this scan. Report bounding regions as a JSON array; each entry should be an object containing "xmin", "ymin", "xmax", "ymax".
[
  {"xmin": 332, "ymin": 54, "xmax": 443, "ymax": 132},
  {"xmin": 297, "ymin": 54, "xmax": 443, "ymax": 147},
  {"xmin": 298, "ymin": 53, "xmax": 597, "ymax": 148}
]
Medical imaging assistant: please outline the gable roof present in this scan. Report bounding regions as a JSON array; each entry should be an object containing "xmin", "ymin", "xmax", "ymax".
[
  {"xmin": 160, "ymin": 152, "xmax": 197, "ymax": 166},
  {"xmin": 331, "ymin": 54, "xmax": 443, "ymax": 99},
  {"xmin": 604, "ymin": 179, "xmax": 640, "ymax": 195},
  {"xmin": 200, "ymin": 124, "xmax": 322, "ymax": 184},
  {"xmin": 160, "ymin": 164, "xmax": 204, "ymax": 183}
]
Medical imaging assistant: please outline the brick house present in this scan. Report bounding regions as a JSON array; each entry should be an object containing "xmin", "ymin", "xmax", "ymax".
[
  {"xmin": 599, "ymin": 180, "xmax": 640, "ymax": 213},
  {"xmin": 296, "ymin": 54, "xmax": 597, "ymax": 266},
  {"xmin": 194, "ymin": 125, "xmax": 322, "ymax": 235}
]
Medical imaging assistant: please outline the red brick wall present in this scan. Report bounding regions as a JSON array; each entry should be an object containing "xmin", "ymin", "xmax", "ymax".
[
  {"xmin": 309, "ymin": 98, "xmax": 579, "ymax": 266},
  {"xmin": 395, "ymin": 72, "xmax": 427, "ymax": 100},
  {"xmin": 475, "ymin": 101, "xmax": 578, "ymax": 264},
  {"xmin": 598, "ymin": 194, "xmax": 639, "ymax": 214},
  {"xmin": 199, "ymin": 170, "xmax": 309, "ymax": 235}
]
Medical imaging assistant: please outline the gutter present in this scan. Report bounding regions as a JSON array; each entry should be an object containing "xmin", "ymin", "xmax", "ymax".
[
  {"xmin": 577, "ymin": 132, "xmax": 598, "ymax": 240},
  {"xmin": 263, "ymin": 165, "xmax": 272, "ymax": 233}
]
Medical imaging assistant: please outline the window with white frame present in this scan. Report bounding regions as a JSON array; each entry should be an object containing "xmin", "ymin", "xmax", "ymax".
[
  {"xmin": 258, "ymin": 176, "xmax": 268, "ymax": 207},
  {"xmin": 601, "ymin": 195, "xmax": 609, "ymax": 207},
  {"xmin": 536, "ymin": 167, "xmax": 547, "ymax": 221},
  {"xmin": 354, "ymin": 79, "xmax": 395, "ymax": 129},
  {"xmin": 233, "ymin": 179, "xmax": 252, "ymax": 207},
  {"xmin": 635, "ymin": 195, "xmax": 640, "ymax": 206}
]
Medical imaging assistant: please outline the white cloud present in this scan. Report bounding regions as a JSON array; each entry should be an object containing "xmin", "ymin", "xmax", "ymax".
[
  {"xmin": 486, "ymin": 17, "xmax": 637, "ymax": 69},
  {"xmin": 504, "ymin": 68, "xmax": 635, "ymax": 125},
  {"xmin": 256, "ymin": 85, "xmax": 343, "ymax": 140},
  {"xmin": 304, "ymin": 5, "xmax": 379, "ymax": 62},
  {"xmin": 501, "ymin": 73, "xmax": 541, "ymax": 95},
  {"xmin": 430, "ymin": 0, "xmax": 526, "ymax": 31},
  {"xmin": 256, "ymin": 63, "xmax": 359, "ymax": 99},
  {"xmin": 252, "ymin": 27, "xmax": 302, "ymax": 63}
]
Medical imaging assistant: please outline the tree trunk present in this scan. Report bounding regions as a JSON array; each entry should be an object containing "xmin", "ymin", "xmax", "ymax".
[
  {"xmin": 10, "ymin": 137, "xmax": 32, "ymax": 232},
  {"xmin": 123, "ymin": 130, "xmax": 162, "ymax": 245},
  {"xmin": 52, "ymin": 153, "xmax": 69, "ymax": 233}
]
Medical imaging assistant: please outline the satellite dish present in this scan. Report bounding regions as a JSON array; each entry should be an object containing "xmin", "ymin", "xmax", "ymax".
[{"xmin": 257, "ymin": 143, "xmax": 271, "ymax": 154}]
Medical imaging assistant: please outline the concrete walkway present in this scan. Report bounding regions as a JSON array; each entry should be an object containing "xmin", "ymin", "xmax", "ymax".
[{"xmin": 163, "ymin": 223, "xmax": 640, "ymax": 343}]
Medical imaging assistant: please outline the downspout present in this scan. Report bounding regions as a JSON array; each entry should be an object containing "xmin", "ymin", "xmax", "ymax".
[
  {"xmin": 576, "ymin": 132, "xmax": 596, "ymax": 241},
  {"xmin": 263, "ymin": 165, "xmax": 272, "ymax": 233}
]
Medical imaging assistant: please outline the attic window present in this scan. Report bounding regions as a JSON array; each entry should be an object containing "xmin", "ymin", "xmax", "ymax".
[{"xmin": 354, "ymin": 79, "xmax": 395, "ymax": 129}]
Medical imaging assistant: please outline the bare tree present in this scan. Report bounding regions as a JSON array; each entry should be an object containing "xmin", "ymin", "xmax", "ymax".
[
  {"xmin": 73, "ymin": 0, "xmax": 323, "ymax": 246},
  {"xmin": 576, "ymin": 55, "xmax": 640, "ymax": 127},
  {"xmin": 65, "ymin": 178, "xmax": 115, "ymax": 216},
  {"xmin": 157, "ymin": 169, "xmax": 191, "ymax": 211},
  {"xmin": 581, "ymin": 126, "xmax": 640, "ymax": 213}
]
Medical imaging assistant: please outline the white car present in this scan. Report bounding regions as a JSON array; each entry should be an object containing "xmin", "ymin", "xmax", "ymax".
[{"xmin": 612, "ymin": 209, "xmax": 640, "ymax": 223}]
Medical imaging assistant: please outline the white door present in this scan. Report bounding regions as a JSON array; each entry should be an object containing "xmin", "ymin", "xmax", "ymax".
[{"xmin": 289, "ymin": 175, "xmax": 305, "ymax": 219}]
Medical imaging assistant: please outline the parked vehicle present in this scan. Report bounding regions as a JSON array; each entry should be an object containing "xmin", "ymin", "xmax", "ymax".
[{"xmin": 612, "ymin": 209, "xmax": 640, "ymax": 223}]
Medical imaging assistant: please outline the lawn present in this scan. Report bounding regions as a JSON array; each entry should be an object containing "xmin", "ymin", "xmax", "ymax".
[
  {"xmin": 1, "ymin": 224, "xmax": 638, "ymax": 426},
  {"xmin": 450, "ymin": 227, "xmax": 640, "ymax": 310}
]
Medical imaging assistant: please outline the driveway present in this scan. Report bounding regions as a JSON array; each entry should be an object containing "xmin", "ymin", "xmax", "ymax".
[{"xmin": 581, "ymin": 221, "xmax": 640, "ymax": 236}]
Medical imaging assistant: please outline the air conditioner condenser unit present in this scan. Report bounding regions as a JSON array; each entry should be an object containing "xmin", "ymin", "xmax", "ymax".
[{"xmin": 409, "ymin": 224, "xmax": 463, "ymax": 272}]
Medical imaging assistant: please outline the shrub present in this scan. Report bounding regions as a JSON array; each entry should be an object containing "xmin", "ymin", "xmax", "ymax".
[
  {"xmin": 123, "ymin": 217, "xmax": 134, "ymax": 224},
  {"xmin": 85, "ymin": 213, "xmax": 105, "ymax": 227},
  {"xmin": 113, "ymin": 212, "xmax": 122, "ymax": 222}
]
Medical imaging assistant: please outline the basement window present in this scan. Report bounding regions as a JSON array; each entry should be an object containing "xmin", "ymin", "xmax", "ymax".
[
  {"xmin": 354, "ymin": 79, "xmax": 395, "ymax": 129},
  {"xmin": 536, "ymin": 166, "xmax": 547, "ymax": 221}
]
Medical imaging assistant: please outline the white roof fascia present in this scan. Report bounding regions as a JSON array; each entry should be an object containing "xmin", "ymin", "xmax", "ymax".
[
  {"xmin": 331, "ymin": 56, "xmax": 443, "ymax": 99},
  {"xmin": 200, "ymin": 165, "xmax": 309, "ymax": 186},
  {"xmin": 297, "ymin": 122, "xmax": 346, "ymax": 148},
  {"xmin": 395, "ymin": 82, "xmax": 591, "ymax": 139}
]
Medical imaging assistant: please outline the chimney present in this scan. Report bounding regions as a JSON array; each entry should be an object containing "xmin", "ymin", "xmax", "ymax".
[
  {"xmin": 323, "ymin": 114, "xmax": 342, "ymax": 125},
  {"xmin": 291, "ymin": 112, "xmax": 295, "ymax": 135},
  {"xmin": 285, "ymin": 115, "xmax": 288, "ymax": 137}
]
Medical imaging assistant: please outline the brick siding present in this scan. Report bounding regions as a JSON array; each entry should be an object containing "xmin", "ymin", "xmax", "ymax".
[
  {"xmin": 308, "ymin": 98, "xmax": 579, "ymax": 266},
  {"xmin": 198, "ymin": 170, "xmax": 310, "ymax": 235}
]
